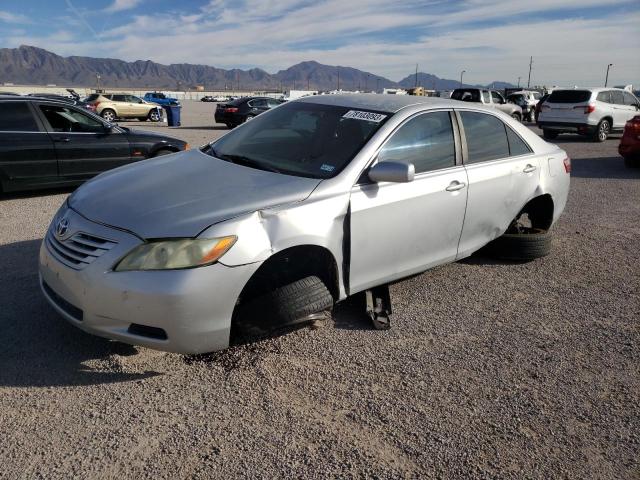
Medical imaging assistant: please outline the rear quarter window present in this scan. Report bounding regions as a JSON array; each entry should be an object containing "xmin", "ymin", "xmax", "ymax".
[{"xmin": 548, "ymin": 90, "xmax": 592, "ymax": 103}]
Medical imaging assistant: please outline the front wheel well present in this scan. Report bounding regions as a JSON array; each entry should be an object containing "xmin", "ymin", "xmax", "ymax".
[
  {"xmin": 235, "ymin": 245, "xmax": 340, "ymax": 307},
  {"xmin": 509, "ymin": 194, "xmax": 555, "ymax": 232}
]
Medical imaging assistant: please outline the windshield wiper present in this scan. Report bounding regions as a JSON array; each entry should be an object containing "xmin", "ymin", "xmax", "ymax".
[{"xmin": 216, "ymin": 153, "xmax": 283, "ymax": 174}]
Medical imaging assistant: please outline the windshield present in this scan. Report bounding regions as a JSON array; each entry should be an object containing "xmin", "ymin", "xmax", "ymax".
[{"xmin": 203, "ymin": 102, "xmax": 389, "ymax": 179}]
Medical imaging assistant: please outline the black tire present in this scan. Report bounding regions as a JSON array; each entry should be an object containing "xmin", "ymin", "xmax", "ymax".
[
  {"xmin": 237, "ymin": 276, "xmax": 333, "ymax": 331},
  {"xmin": 244, "ymin": 115, "xmax": 255, "ymax": 123},
  {"xmin": 489, "ymin": 228, "xmax": 551, "ymax": 261},
  {"xmin": 137, "ymin": 117, "xmax": 147, "ymax": 122},
  {"xmin": 593, "ymin": 119, "xmax": 610, "ymax": 142},
  {"xmin": 152, "ymin": 149, "xmax": 174, "ymax": 157},
  {"xmin": 100, "ymin": 109, "xmax": 116, "ymax": 122},
  {"xmin": 543, "ymin": 129, "xmax": 559, "ymax": 140},
  {"xmin": 511, "ymin": 112, "xmax": 521, "ymax": 122},
  {"xmin": 225, "ymin": 123, "xmax": 234, "ymax": 129}
]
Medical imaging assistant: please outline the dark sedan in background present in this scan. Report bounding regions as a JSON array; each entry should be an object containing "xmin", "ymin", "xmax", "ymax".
[
  {"xmin": 0, "ymin": 96, "xmax": 188, "ymax": 193},
  {"xmin": 215, "ymin": 96, "xmax": 284, "ymax": 128}
]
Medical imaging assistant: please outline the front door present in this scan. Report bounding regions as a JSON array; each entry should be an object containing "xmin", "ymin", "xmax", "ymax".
[
  {"xmin": 349, "ymin": 110, "xmax": 468, "ymax": 294},
  {"xmin": 36, "ymin": 103, "xmax": 131, "ymax": 178}
]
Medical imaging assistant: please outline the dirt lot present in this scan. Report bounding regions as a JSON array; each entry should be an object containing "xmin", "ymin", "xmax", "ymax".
[{"xmin": 0, "ymin": 101, "xmax": 638, "ymax": 479}]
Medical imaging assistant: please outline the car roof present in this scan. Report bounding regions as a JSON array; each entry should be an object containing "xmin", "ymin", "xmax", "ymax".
[
  {"xmin": 0, "ymin": 95, "xmax": 78, "ymax": 105},
  {"xmin": 296, "ymin": 93, "xmax": 456, "ymax": 114},
  {"xmin": 551, "ymin": 87, "xmax": 626, "ymax": 92}
]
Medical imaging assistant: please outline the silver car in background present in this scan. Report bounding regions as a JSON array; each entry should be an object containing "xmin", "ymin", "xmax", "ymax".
[{"xmin": 39, "ymin": 94, "xmax": 570, "ymax": 354}]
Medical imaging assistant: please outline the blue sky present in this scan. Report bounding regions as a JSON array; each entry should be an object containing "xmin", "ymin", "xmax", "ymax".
[{"xmin": 1, "ymin": 0, "xmax": 639, "ymax": 85}]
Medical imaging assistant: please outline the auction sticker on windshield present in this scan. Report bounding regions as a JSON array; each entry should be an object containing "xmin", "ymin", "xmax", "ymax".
[{"xmin": 343, "ymin": 110, "xmax": 387, "ymax": 122}]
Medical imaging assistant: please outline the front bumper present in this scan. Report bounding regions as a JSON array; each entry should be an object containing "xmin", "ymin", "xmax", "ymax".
[
  {"xmin": 537, "ymin": 121, "xmax": 597, "ymax": 134},
  {"xmin": 39, "ymin": 207, "xmax": 260, "ymax": 354}
]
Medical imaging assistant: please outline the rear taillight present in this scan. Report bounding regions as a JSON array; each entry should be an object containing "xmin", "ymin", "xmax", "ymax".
[
  {"xmin": 563, "ymin": 157, "xmax": 571, "ymax": 174},
  {"xmin": 574, "ymin": 103, "xmax": 595, "ymax": 114},
  {"xmin": 224, "ymin": 107, "xmax": 238, "ymax": 113},
  {"xmin": 624, "ymin": 116, "xmax": 640, "ymax": 133}
]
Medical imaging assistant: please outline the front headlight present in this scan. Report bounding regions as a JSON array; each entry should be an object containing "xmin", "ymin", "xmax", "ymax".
[{"xmin": 114, "ymin": 236, "xmax": 236, "ymax": 272}]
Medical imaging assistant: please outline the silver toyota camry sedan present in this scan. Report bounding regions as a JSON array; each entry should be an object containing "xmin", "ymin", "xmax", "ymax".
[{"xmin": 39, "ymin": 94, "xmax": 570, "ymax": 354}]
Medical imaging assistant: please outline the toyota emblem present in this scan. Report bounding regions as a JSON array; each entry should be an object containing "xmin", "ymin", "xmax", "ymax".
[{"xmin": 56, "ymin": 217, "xmax": 69, "ymax": 238}]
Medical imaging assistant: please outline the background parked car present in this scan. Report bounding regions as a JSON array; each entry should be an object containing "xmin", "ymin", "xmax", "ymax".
[
  {"xmin": 451, "ymin": 88, "xmax": 523, "ymax": 121},
  {"xmin": 215, "ymin": 96, "xmax": 285, "ymax": 128},
  {"xmin": 201, "ymin": 96, "xmax": 215, "ymax": 102},
  {"xmin": 506, "ymin": 90, "xmax": 541, "ymax": 121},
  {"xmin": 537, "ymin": 88, "xmax": 640, "ymax": 142},
  {"xmin": 619, "ymin": 115, "xmax": 640, "ymax": 167},
  {"xmin": 0, "ymin": 96, "xmax": 188, "ymax": 192},
  {"xmin": 84, "ymin": 93, "xmax": 163, "ymax": 122},
  {"xmin": 143, "ymin": 92, "xmax": 179, "ymax": 106}
]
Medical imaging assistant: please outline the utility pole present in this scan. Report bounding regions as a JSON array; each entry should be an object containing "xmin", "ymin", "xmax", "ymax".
[
  {"xmin": 517, "ymin": 76, "xmax": 521, "ymax": 88},
  {"xmin": 605, "ymin": 63, "xmax": 613, "ymax": 87},
  {"xmin": 377, "ymin": 78, "xmax": 380, "ymax": 93},
  {"xmin": 236, "ymin": 71, "xmax": 240, "ymax": 92},
  {"xmin": 527, "ymin": 56, "xmax": 533, "ymax": 88},
  {"xmin": 337, "ymin": 67, "xmax": 340, "ymax": 91},
  {"xmin": 415, "ymin": 63, "xmax": 418, "ymax": 87},
  {"xmin": 307, "ymin": 76, "xmax": 310, "ymax": 91},
  {"xmin": 460, "ymin": 70, "xmax": 466, "ymax": 87},
  {"xmin": 365, "ymin": 74, "xmax": 369, "ymax": 92}
]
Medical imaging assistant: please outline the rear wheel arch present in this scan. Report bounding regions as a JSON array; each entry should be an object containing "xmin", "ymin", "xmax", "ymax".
[{"xmin": 512, "ymin": 194, "xmax": 555, "ymax": 232}]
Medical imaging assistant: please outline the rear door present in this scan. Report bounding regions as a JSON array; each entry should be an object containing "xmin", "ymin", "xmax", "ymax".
[
  {"xmin": 349, "ymin": 110, "xmax": 468, "ymax": 293},
  {"xmin": 111, "ymin": 94, "xmax": 130, "ymax": 116},
  {"xmin": 456, "ymin": 109, "xmax": 540, "ymax": 258},
  {"xmin": 0, "ymin": 101, "xmax": 58, "ymax": 188},
  {"xmin": 36, "ymin": 102, "xmax": 131, "ymax": 178}
]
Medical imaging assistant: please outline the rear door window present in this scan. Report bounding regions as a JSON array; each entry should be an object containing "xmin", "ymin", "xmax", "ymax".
[
  {"xmin": 459, "ymin": 111, "xmax": 509, "ymax": 163},
  {"xmin": 378, "ymin": 111, "xmax": 455, "ymax": 174},
  {"xmin": 482, "ymin": 91, "xmax": 490, "ymax": 103},
  {"xmin": 548, "ymin": 90, "xmax": 592, "ymax": 103},
  {"xmin": 0, "ymin": 102, "xmax": 39, "ymax": 131},
  {"xmin": 610, "ymin": 91, "xmax": 625, "ymax": 105},
  {"xmin": 112, "ymin": 95, "xmax": 127, "ymax": 102}
]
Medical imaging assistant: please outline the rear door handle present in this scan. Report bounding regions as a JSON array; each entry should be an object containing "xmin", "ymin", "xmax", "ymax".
[
  {"xmin": 523, "ymin": 164, "xmax": 537, "ymax": 173},
  {"xmin": 446, "ymin": 181, "xmax": 466, "ymax": 192}
]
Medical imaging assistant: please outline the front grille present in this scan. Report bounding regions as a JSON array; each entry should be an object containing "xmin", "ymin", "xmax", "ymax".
[
  {"xmin": 42, "ymin": 280, "xmax": 83, "ymax": 321},
  {"xmin": 46, "ymin": 229, "xmax": 117, "ymax": 270}
]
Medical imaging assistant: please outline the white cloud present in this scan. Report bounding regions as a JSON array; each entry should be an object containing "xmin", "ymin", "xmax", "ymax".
[
  {"xmin": 0, "ymin": 10, "xmax": 31, "ymax": 24},
  {"xmin": 105, "ymin": 0, "xmax": 143, "ymax": 14}
]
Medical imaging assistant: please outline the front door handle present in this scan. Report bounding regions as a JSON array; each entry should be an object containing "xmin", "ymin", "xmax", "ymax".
[
  {"xmin": 446, "ymin": 181, "xmax": 467, "ymax": 192},
  {"xmin": 54, "ymin": 137, "xmax": 70, "ymax": 143},
  {"xmin": 523, "ymin": 164, "xmax": 537, "ymax": 173}
]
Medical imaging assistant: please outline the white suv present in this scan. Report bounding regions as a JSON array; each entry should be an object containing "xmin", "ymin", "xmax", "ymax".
[{"xmin": 538, "ymin": 88, "xmax": 640, "ymax": 142}]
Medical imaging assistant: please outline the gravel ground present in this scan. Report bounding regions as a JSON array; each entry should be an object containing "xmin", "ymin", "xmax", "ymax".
[{"xmin": 0, "ymin": 101, "xmax": 638, "ymax": 479}]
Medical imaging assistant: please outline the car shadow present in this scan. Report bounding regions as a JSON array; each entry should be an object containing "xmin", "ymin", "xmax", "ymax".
[
  {"xmin": 0, "ymin": 239, "xmax": 161, "ymax": 387},
  {"xmin": 0, "ymin": 186, "xmax": 76, "ymax": 200},
  {"xmin": 176, "ymin": 125, "xmax": 229, "ymax": 131},
  {"xmin": 570, "ymin": 156, "xmax": 640, "ymax": 179}
]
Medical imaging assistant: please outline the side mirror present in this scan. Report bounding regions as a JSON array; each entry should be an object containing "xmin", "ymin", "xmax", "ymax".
[
  {"xmin": 103, "ymin": 122, "xmax": 115, "ymax": 131},
  {"xmin": 368, "ymin": 161, "xmax": 415, "ymax": 183}
]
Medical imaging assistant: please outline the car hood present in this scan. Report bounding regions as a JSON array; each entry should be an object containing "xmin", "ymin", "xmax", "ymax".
[{"xmin": 69, "ymin": 149, "xmax": 321, "ymax": 239}]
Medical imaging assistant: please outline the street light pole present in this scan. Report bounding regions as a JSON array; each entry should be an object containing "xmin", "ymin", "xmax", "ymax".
[
  {"xmin": 460, "ymin": 70, "xmax": 466, "ymax": 87},
  {"xmin": 605, "ymin": 63, "xmax": 613, "ymax": 87},
  {"xmin": 518, "ymin": 76, "xmax": 521, "ymax": 88}
]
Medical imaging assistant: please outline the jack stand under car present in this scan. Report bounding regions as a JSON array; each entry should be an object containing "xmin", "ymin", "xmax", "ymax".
[{"xmin": 365, "ymin": 285, "xmax": 392, "ymax": 330}]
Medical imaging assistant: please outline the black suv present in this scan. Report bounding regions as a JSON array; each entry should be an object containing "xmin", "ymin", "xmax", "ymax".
[
  {"xmin": 215, "ymin": 96, "xmax": 284, "ymax": 128},
  {"xmin": 0, "ymin": 96, "xmax": 188, "ymax": 193}
]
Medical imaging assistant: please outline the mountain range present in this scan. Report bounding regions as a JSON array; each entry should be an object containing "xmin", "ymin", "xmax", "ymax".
[{"xmin": 0, "ymin": 45, "xmax": 514, "ymax": 91}]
